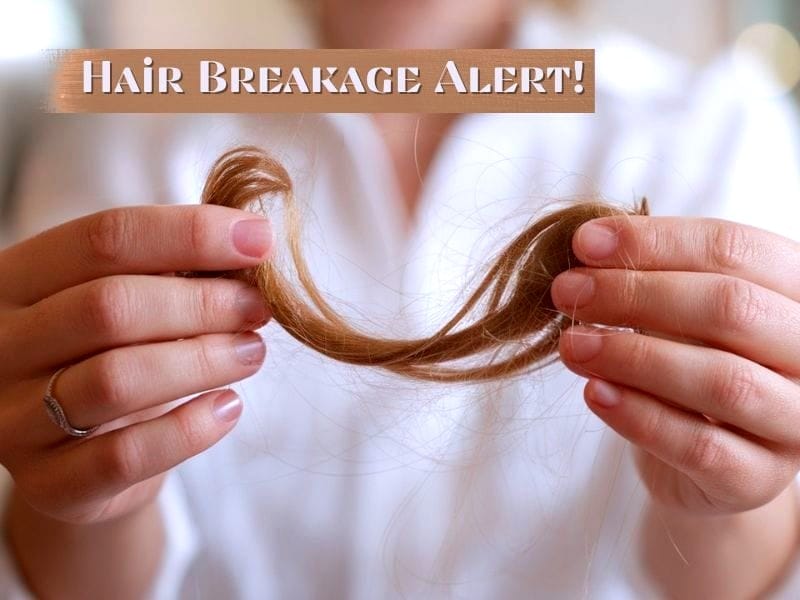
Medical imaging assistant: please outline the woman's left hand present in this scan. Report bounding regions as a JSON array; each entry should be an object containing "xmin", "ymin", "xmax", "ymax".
[{"xmin": 551, "ymin": 215, "xmax": 800, "ymax": 516}]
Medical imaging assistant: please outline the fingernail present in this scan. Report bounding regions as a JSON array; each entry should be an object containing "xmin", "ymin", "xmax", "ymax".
[
  {"xmin": 235, "ymin": 333, "xmax": 266, "ymax": 366},
  {"xmin": 564, "ymin": 327, "xmax": 604, "ymax": 363},
  {"xmin": 233, "ymin": 219, "xmax": 271, "ymax": 258},
  {"xmin": 587, "ymin": 379, "xmax": 621, "ymax": 408},
  {"xmin": 577, "ymin": 222, "xmax": 618, "ymax": 260},
  {"xmin": 236, "ymin": 333, "xmax": 267, "ymax": 367},
  {"xmin": 213, "ymin": 390, "xmax": 243, "ymax": 423},
  {"xmin": 552, "ymin": 271, "xmax": 595, "ymax": 309},
  {"xmin": 236, "ymin": 287, "xmax": 269, "ymax": 324}
]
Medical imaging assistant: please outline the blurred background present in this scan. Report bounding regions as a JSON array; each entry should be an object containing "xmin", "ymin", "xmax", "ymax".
[{"xmin": 0, "ymin": 0, "xmax": 798, "ymax": 243}]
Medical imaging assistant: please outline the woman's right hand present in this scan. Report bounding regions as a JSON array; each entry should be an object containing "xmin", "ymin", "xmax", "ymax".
[{"xmin": 0, "ymin": 205, "xmax": 272, "ymax": 525}]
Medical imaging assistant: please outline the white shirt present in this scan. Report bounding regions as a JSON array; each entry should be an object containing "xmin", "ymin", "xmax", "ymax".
[{"xmin": 3, "ymin": 11, "xmax": 800, "ymax": 599}]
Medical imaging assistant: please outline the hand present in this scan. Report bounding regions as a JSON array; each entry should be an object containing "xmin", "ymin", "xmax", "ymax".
[
  {"xmin": 551, "ymin": 216, "xmax": 800, "ymax": 516},
  {"xmin": 0, "ymin": 205, "xmax": 271, "ymax": 525}
]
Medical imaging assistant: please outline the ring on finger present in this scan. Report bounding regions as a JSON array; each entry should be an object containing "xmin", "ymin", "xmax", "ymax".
[{"xmin": 42, "ymin": 367, "xmax": 100, "ymax": 438}]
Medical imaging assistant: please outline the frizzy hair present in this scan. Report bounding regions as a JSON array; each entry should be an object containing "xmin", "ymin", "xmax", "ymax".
[{"xmin": 195, "ymin": 145, "xmax": 647, "ymax": 383}]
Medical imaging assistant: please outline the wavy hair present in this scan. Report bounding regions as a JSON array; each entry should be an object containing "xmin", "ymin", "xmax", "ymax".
[{"xmin": 194, "ymin": 145, "xmax": 647, "ymax": 382}]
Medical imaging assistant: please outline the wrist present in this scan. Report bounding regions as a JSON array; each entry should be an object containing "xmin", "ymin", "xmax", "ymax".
[
  {"xmin": 642, "ymin": 484, "xmax": 800, "ymax": 600},
  {"xmin": 4, "ymin": 485, "xmax": 165, "ymax": 600}
]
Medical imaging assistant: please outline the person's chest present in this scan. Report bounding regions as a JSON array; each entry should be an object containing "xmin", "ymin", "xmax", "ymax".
[{"xmin": 170, "ymin": 111, "xmax": 666, "ymax": 597}]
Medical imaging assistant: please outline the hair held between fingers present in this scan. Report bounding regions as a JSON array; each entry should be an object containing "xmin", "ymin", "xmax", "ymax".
[{"xmin": 193, "ymin": 145, "xmax": 647, "ymax": 383}]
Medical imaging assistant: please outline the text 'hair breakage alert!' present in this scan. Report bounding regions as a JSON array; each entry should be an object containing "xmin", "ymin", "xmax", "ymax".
[{"xmin": 197, "ymin": 146, "xmax": 648, "ymax": 383}]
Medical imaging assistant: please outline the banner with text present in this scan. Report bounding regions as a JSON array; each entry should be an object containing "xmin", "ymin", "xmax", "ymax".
[{"xmin": 48, "ymin": 49, "xmax": 595, "ymax": 113}]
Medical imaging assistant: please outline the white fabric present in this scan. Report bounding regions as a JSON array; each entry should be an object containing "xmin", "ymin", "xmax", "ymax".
[{"xmin": 3, "ymin": 11, "xmax": 800, "ymax": 599}]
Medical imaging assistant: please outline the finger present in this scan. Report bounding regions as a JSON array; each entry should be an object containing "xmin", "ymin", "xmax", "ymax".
[
  {"xmin": 559, "ymin": 326, "xmax": 800, "ymax": 446},
  {"xmin": 551, "ymin": 269, "xmax": 800, "ymax": 375},
  {"xmin": 572, "ymin": 216, "xmax": 800, "ymax": 301},
  {"xmin": 580, "ymin": 378, "xmax": 789, "ymax": 513},
  {"xmin": 36, "ymin": 389, "xmax": 243, "ymax": 505},
  {"xmin": 24, "ymin": 332, "xmax": 265, "ymax": 446},
  {"xmin": 8, "ymin": 275, "xmax": 270, "ymax": 374},
  {"xmin": 0, "ymin": 205, "xmax": 272, "ymax": 306}
]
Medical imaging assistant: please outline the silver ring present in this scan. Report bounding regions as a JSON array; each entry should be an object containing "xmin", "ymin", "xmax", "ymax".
[{"xmin": 42, "ymin": 367, "xmax": 99, "ymax": 438}]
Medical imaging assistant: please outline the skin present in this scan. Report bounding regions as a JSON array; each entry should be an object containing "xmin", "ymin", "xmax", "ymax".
[
  {"xmin": 551, "ymin": 217, "xmax": 800, "ymax": 598},
  {"xmin": 319, "ymin": 0, "xmax": 519, "ymax": 223},
  {"xmin": 2, "ymin": 206, "xmax": 272, "ymax": 599},
  {"xmin": 2, "ymin": 1, "xmax": 798, "ymax": 599}
]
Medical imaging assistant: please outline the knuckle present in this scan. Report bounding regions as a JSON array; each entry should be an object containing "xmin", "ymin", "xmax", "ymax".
[
  {"xmin": 618, "ymin": 271, "xmax": 647, "ymax": 325},
  {"xmin": 172, "ymin": 410, "xmax": 209, "ymax": 456},
  {"xmin": 708, "ymin": 361, "xmax": 758, "ymax": 416},
  {"xmin": 83, "ymin": 278, "xmax": 134, "ymax": 339},
  {"xmin": 681, "ymin": 426, "xmax": 728, "ymax": 475},
  {"xmin": 636, "ymin": 220, "xmax": 668, "ymax": 269},
  {"xmin": 101, "ymin": 431, "xmax": 145, "ymax": 485},
  {"xmin": 191, "ymin": 338, "xmax": 221, "ymax": 375},
  {"xmin": 624, "ymin": 332, "xmax": 653, "ymax": 374},
  {"xmin": 709, "ymin": 221, "xmax": 754, "ymax": 273},
  {"xmin": 634, "ymin": 401, "xmax": 668, "ymax": 446},
  {"xmin": 714, "ymin": 277, "xmax": 765, "ymax": 333},
  {"xmin": 85, "ymin": 209, "xmax": 132, "ymax": 265},
  {"xmin": 88, "ymin": 351, "xmax": 132, "ymax": 413},
  {"xmin": 187, "ymin": 208, "xmax": 214, "ymax": 257},
  {"xmin": 194, "ymin": 282, "xmax": 229, "ymax": 329}
]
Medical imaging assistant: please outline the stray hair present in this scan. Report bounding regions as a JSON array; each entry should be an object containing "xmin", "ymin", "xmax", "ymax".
[{"xmin": 195, "ymin": 145, "xmax": 647, "ymax": 382}]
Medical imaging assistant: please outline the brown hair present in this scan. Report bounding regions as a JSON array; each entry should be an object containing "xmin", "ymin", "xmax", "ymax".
[{"xmin": 198, "ymin": 146, "xmax": 647, "ymax": 383}]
